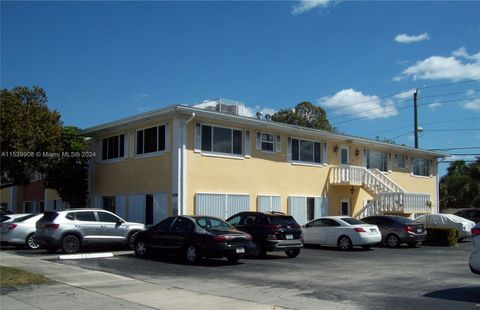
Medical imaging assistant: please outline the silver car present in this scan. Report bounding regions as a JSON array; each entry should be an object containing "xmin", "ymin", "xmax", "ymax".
[
  {"xmin": 35, "ymin": 209, "xmax": 145, "ymax": 254},
  {"xmin": 0, "ymin": 214, "xmax": 43, "ymax": 249}
]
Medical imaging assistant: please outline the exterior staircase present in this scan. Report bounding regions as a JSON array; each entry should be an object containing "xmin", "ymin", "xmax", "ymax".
[{"xmin": 329, "ymin": 166, "xmax": 431, "ymax": 219}]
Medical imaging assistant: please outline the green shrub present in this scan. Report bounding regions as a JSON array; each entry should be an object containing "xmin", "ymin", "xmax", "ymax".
[{"xmin": 424, "ymin": 227, "xmax": 458, "ymax": 246}]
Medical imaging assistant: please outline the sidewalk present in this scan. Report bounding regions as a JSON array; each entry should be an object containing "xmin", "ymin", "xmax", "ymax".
[{"xmin": 0, "ymin": 251, "xmax": 284, "ymax": 310}]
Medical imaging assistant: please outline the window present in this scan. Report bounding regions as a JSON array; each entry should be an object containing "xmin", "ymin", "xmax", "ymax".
[
  {"xmin": 259, "ymin": 132, "xmax": 274, "ymax": 152},
  {"xmin": 227, "ymin": 215, "xmax": 241, "ymax": 225},
  {"xmin": 365, "ymin": 150, "xmax": 388, "ymax": 171},
  {"xmin": 395, "ymin": 154, "xmax": 406, "ymax": 169},
  {"xmin": 170, "ymin": 217, "xmax": 194, "ymax": 233},
  {"xmin": 75, "ymin": 212, "xmax": 97, "ymax": 222},
  {"xmin": 340, "ymin": 146, "xmax": 349, "ymax": 165},
  {"xmin": 97, "ymin": 211, "xmax": 120, "ymax": 223},
  {"xmin": 152, "ymin": 217, "xmax": 175, "ymax": 233},
  {"xmin": 200, "ymin": 125, "xmax": 242, "ymax": 155},
  {"xmin": 137, "ymin": 125, "xmax": 167, "ymax": 155},
  {"xmin": 291, "ymin": 138, "xmax": 322, "ymax": 164},
  {"xmin": 195, "ymin": 217, "xmax": 231, "ymax": 229},
  {"xmin": 102, "ymin": 134, "xmax": 125, "ymax": 160},
  {"xmin": 412, "ymin": 158, "xmax": 430, "ymax": 176}
]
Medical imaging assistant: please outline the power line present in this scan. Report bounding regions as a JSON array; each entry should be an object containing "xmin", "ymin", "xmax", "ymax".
[
  {"xmin": 419, "ymin": 89, "xmax": 479, "ymax": 100},
  {"xmin": 423, "ymin": 128, "xmax": 480, "ymax": 132},
  {"xmin": 418, "ymin": 79, "xmax": 480, "ymax": 90},
  {"xmin": 331, "ymin": 96, "xmax": 479, "ymax": 126},
  {"xmin": 448, "ymin": 153, "xmax": 480, "ymax": 156},
  {"xmin": 364, "ymin": 116, "xmax": 479, "ymax": 138},
  {"xmin": 430, "ymin": 147, "xmax": 480, "ymax": 151}
]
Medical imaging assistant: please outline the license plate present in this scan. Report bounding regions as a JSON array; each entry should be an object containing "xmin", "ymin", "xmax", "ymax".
[
  {"xmin": 417, "ymin": 229, "xmax": 422, "ymax": 233},
  {"xmin": 236, "ymin": 247, "xmax": 245, "ymax": 254},
  {"xmin": 286, "ymin": 234, "xmax": 293, "ymax": 240}
]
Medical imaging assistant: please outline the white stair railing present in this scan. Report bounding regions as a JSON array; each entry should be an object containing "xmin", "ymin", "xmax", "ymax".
[
  {"xmin": 329, "ymin": 166, "xmax": 432, "ymax": 218},
  {"xmin": 369, "ymin": 169, "xmax": 406, "ymax": 193}
]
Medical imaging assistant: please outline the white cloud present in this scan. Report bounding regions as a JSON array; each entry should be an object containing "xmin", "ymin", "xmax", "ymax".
[
  {"xmin": 319, "ymin": 89, "xmax": 398, "ymax": 119},
  {"xmin": 463, "ymin": 98, "xmax": 480, "ymax": 111},
  {"xmin": 452, "ymin": 47, "xmax": 480, "ymax": 61},
  {"xmin": 394, "ymin": 32, "xmax": 430, "ymax": 44},
  {"xmin": 427, "ymin": 101, "xmax": 443, "ymax": 111},
  {"xmin": 466, "ymin": 89, "xmax": 476, "ymax": 95},
  {"xmin": 394, "ymin": 48, "xmax": 480, "ymax": 81},
  {"xmin": 243, "ymin": 105, "xmax": 277, "ymax": 118},
  {"xmin": 292, "ymin": 0, "xmax": 332, "ymax": 15},
  {"xmin": 133, "ymin": 93, "xmax": 150, "ymax": 101},
  {"xmin": 393, "ymin": 88, "xmax": 416, "ymax": 100}
]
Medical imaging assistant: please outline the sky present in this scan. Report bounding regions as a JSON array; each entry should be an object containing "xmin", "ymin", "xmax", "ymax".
[{"xmin": 2, "ymin": 1, "xmax": 479, "ymax": 175}]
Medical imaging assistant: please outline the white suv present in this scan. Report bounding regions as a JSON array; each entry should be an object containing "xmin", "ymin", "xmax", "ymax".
[
  {"xmin": 36, "ymin": 209, "xmax": 145, "ymax": 253},
  {"xmin": 470, "ymin": 222, "xmax": 480, "ymax": 275}
]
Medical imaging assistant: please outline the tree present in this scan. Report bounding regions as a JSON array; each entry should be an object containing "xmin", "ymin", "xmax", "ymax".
[
  {"xmin": 0, "ymin": 86, "xmax": 62, "ymax": 187},
  {"xmin": 440, "ymin": 158, "xmax": 480, "ymax": 210},
  {"xmin": 43, "ymin": 126, "xmax": 90, "ymax": 208},
  {"xmin": 271, "ymin": 101, "xmax": 334, "ymax": 131}
]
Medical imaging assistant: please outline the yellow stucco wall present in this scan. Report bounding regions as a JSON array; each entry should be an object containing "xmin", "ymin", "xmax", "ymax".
[
  {"xmin": 185, "ymin": 119, "xmax": 438, "ymax": 217},
  {"xmin": 186, "ymin": 120, "xmax": 331, "ymax": 215}
]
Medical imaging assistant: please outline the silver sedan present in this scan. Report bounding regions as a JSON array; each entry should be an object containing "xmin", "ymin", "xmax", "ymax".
[{"xmin": 0, "ymin": 213, "xmax": 43, "ymax": 249}]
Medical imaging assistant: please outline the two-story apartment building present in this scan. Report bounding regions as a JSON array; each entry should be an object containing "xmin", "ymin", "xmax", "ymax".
[{"xmin": 79, "ymin": 100, "xmax": 445, "ymax": 225}]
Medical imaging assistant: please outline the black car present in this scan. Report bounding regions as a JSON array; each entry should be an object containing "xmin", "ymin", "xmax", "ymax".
[
  {"xmin": 361, "ymin": 215, "xmax": 427, "ymax": 247},
  {"xmin": 226, "ymin": 211, "xmax": 303, "ymax": 258},
  {"xmin": 133, "ymin": 215, "xmax": 254, "ymax": 264},
  {"xmin": 454, "ymin": 208, "xmax": 480, "ymax": 223}
]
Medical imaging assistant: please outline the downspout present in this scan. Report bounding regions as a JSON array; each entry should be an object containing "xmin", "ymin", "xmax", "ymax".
[{"xmin": 181, "ymin": 112, "xmax": 195, "ymax": 215}]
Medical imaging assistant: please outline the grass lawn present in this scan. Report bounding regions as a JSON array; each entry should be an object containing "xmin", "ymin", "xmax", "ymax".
[{"xmin": 0, "ymin": 266, "xmax": 54, "ymax": 287}]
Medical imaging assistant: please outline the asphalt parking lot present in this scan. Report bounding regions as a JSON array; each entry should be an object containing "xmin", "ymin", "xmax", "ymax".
[{"xmin": 7, "ymin": 241, "xmax": 476, "ymax": 310}]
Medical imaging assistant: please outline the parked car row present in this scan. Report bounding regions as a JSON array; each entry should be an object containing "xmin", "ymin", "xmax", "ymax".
[{"xmin": 1, "ymin": 209, "xmax": 478, "ymax": 273}]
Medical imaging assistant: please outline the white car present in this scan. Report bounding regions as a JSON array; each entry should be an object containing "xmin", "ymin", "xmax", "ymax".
[
  {"xmin": 302, "ymin": 216, "xmax": 382, "ymax": 250},
  {"xmin": 415, "ymin": 214, "xmax": 475, "ymax": 240},
  {"xmin": 0, "ymin": 213, "xmax": 43, "ymax": 249},
  {"xmin": 470, "ymin": 222, "xmax": 480, "ymax": 275}
]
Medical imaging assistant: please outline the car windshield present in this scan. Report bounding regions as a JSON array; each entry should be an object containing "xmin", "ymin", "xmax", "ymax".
[
  {"xmin": 341, "ymin": 217, "xmax": 366, "ymax": 225},
  {"xmin": 269, "ymin": 216, "xmax": 298, "ymax": 226},
  {"xmin": 195, "ymin": 217, "xmax": 232, "ymax": 230}
]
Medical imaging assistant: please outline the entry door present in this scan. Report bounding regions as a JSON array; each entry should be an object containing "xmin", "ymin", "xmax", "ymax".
[
  {"xmin": 340, "ymin": 146, "xmax": 349, "ymax": 165},
  {"xmin": 341, "ymin": 199, "xmax": 350, "ymax": 216}
]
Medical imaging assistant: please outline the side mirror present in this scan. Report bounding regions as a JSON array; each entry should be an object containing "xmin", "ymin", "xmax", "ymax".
[{"xmin": 116, "ymin": 219, "xmax": 124, "ymax": 225}]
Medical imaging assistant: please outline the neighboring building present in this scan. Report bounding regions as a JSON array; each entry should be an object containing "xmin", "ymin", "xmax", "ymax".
[
  {"xmin": 79, "ymin": 99, "xmax": 445, "ymax": 225},
  {"xmin": 0, "ymin": 173, "xmax": 68, "ymax": 213}
]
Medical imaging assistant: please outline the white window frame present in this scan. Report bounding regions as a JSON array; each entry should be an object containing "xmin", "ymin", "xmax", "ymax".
[
  {"xmin": 101, "ymin": 132, "xmax": 127, "ymax": 162},
  {"xmin": 199, "ymin": 123, "xmax": 244, "ymax": 159},
  {"xmin": 256, "ymin": 131, "xmax": 275, "ymax": 153},
  {"xmin": 340, "ymin": 145, "xmax": 349, "ymax": 165},
  {"xmin": 135, "ymin": 123, "xmax": 169, "ymax": 159},
  {"xmin": 411, "ymin": 157, "xmax": 431, "ymax": 177},
  {"xmin": 341, "ymin": 198, "xmax": 350, "ymax": 216},
  {"xmin": 395, "ymin": 154, "xmax": 406, "ymax": 169},
  {"xmin": 289, "ymin": 136, "xmax": 323, "ymax": 166}
]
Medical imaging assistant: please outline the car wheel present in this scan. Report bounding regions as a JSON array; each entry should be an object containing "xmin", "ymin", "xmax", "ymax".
[
  {"xmin": 61, "ymin": 235, "xmax": 81, "ymax": 254},
  {"xmin": 227, "ymin": 255, "xmax": 241, "ymax": 263},
  {"xmin": 25, "ymin": 233, "xmax": 41, "ymax": 250},
  {"xmin": 252, "ymin": 242, "xmax": 266, "ymax": 258},
  {"xmin": 337, "ymin": 236, "xmax": 352, "ymax": 251},
  {"xmin": 285, "ymin": 249, "xmax": 301, "ymax": 258},
  {"xmin": 184, "ymin": 245, "xmax": 200, "ymax": 264},
  {"xmin": 134, "ymin": 240, "xmax": 147, "ymax": 257},
  {"xmin": 386, "ymin": 234, "xmax": 400, "ymax": 248},
  {"xmin": 361, "ymin": 245, "xmax": 372, "ymax": 250},
  {"xmin": 128, "ymin": 231, "xmax": 139, "ymax": 250}
]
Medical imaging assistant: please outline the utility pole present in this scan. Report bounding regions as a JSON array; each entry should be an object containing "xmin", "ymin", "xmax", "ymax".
[{"xmin": 414, "ymin": 89, "xmax": 419, "ymax": 148}]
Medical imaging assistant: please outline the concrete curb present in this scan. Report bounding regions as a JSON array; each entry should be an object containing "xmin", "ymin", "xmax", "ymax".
[{"xmin": 0, "ymin": 251, "xmax": 287, "ymax": 310}]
